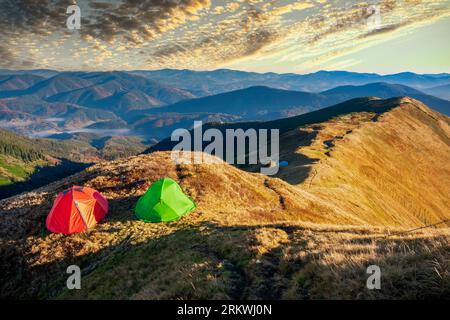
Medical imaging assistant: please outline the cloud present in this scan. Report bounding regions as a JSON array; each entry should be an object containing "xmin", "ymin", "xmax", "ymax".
[
  {"xmin": 0, "ymin": 46, "xmax": 15, "ymax": 67},
  {"xmin": 149, "ymin": 5, "xmax": 282, "ymax": 68},
  {"xmin": 237, "ymin": 0, "xmax": 450, "ymax": 72},
  {"xmin": 271, "ymin": 1, "xmax": 313, "ymax": 16},
  {"xmin": 81, "ymin": 0, "xmax": 211, "ymax": 44},
  {"xmin": 0, "ymin": 0, "xmax": 449, "ymax": 70}
]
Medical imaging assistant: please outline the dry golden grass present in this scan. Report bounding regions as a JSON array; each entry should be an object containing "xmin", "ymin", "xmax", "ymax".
[
  {"xmin": 0, "ymin": 98, "xmax": 449, "ymax": 299},
  {"xmin": 52, "ymin": 223, "xmax": 450, "ymax": 300},
  {"xmin": 275, "ymin": 98, "xmax": 450, "ymax": 228}
]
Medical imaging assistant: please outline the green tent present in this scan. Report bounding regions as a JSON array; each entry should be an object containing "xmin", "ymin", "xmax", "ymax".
[{"xmin": 135, "ymin": 178, "xmax": 196, "ymax": 222}]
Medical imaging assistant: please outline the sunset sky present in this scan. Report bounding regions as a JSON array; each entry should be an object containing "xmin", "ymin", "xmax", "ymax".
[{"xmin": 1, "ymin": 0, "xmax": 449, "ymax": 73}]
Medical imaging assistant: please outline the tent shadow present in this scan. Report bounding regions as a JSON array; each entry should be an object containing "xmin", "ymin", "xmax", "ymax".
[{"xmin": 105, "ymin": 194, "xmax": 141, "ymax": 223}]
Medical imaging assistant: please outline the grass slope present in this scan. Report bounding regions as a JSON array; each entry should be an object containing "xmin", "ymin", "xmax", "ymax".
[
  {"xmin": 272, "ymin": 97, "xmax": 450, "ymax": 227},
  {"xmin": 0, "ymin": 98, "xmax": 449, "ymax": 299}
]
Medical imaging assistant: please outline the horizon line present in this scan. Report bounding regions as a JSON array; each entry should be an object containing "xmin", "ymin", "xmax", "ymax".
[{"xmin": 1, "ymin": 68, "xmax": 450, "ymax": 77}]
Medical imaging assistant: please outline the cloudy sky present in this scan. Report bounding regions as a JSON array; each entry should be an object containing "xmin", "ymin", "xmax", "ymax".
[{"xmin": 1, "ymin": 0, "xmax": 449, "ymax": 73}]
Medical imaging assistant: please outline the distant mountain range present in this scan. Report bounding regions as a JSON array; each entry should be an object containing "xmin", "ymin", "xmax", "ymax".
[
  {"xmin": 0, "ymin": 69, "xmax": 449, "ymax": 142},
  {"xmin": 152, "ymin": 82, "xmax": 450, "ymax": 116},
  {"xmin": 424, "ymin": 83, "xmax": 450, "ymax": 100},
  {"xmin": 130, "ymin": 69, "xmax": 450, "ymax": 94}
]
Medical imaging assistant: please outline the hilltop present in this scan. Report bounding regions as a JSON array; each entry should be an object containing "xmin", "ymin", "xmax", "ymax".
[{"xmin": 0, "ymin": 97, "xmax": 449, "ymax": 299}]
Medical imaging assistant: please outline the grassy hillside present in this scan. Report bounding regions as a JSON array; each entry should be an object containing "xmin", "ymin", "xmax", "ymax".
[
  {"xmin": 0, "ymin": 128, "xmax": 148, "ymax": 198},
  {"xmin": 0, "ymin": 155, "xmax": 43, "ymax": 185},
  {"xmin": 0, "ymin": 98, "xmax": 448, "ymax": 299},
  {"xmin": 0, "ymin": 128, "xmax": 94, "ymax": 188},
  {"xmin": 0, "ymin": 128, "xmax": 46, "ymax": 160},
  {"xmin": 0, "ymin": 129, "xmax": 48, "ymax": 186}
]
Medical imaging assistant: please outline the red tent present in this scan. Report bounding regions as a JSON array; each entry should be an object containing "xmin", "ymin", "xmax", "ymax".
[{"xmin": 46, "ymin": 186, "xmax": 108, "ymax": 234}]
